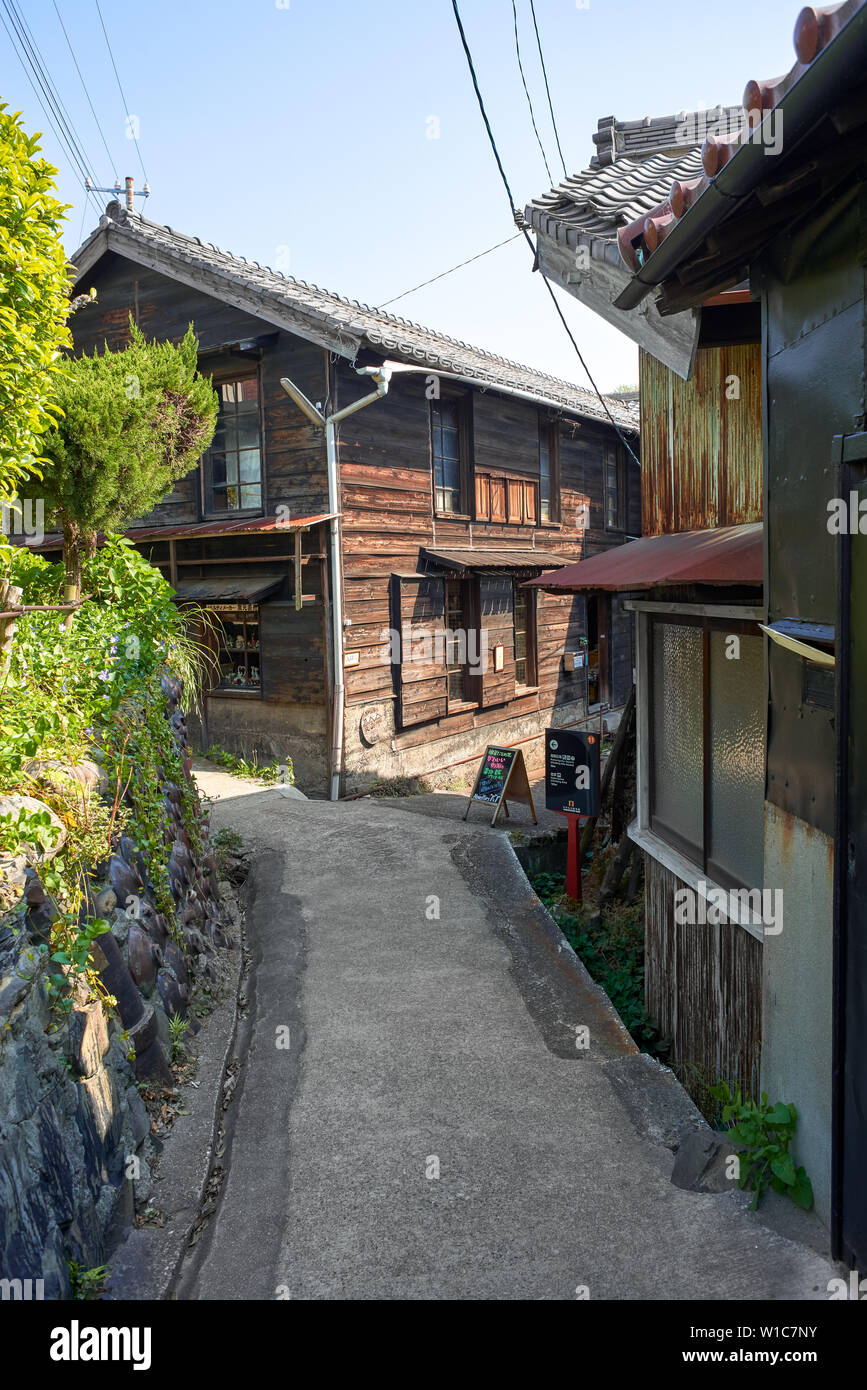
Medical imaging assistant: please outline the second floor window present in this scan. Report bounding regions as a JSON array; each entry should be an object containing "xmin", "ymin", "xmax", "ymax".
[
  {"xmin": 431, "ymin": 397, "xmax": 464, "ymax": 514},
  {"xmin": 539, "ymin": 421, "xmax": 559, "ymax": 523},
  {"xmin": 604, "ymin": 442, "xmax": 621, "ymax": 531},
  {"xmin": 204, "ymin": 377, "xmax": 263, "ymax": 514}
]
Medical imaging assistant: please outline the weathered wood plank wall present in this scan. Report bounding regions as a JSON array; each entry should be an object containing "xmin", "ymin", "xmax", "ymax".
[
  {"xmin": 639, "ymin": 344, "xmax": 762, "ymax": 536},
  {"xmin": 645, "ymin": 856, "xmax": 763, "ymax": 1101}
]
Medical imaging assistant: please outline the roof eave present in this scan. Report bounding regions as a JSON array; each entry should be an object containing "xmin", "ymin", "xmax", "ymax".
[{"xmin": 614, "ymin": 1, "xmax": 867, "ymax": 311}]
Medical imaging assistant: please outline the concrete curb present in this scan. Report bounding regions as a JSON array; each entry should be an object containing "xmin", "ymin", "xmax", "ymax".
[{"xmin": 103, "ymin": 908, "xmax": 246, "ymax": 1300}]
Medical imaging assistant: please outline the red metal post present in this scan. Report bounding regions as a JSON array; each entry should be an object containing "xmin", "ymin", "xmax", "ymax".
[{"xmin": 558, "ymin": 811, "xmax": 583, "ymax": 903}]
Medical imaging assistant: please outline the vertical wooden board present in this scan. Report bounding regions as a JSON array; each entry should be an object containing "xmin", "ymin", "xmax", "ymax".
[
  {"xmin": 490, "ymin": 477, "xmax": 506, "ymax": 523},
  {"xmin": 392, "ymin": 573, "xmax": 448, "ymax": 727},
  {"xmin": 475, "ymin": 472, "xmax": 491, "ymax": 520},
  {"xmin": 479, "ymin": 573, "xmax": 516, "ymax": 707}
]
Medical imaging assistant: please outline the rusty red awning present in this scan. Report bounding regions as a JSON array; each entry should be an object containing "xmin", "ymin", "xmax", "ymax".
[{"xmin": 525, "ymin": 523, "xmax": 763, "ymax": 592}]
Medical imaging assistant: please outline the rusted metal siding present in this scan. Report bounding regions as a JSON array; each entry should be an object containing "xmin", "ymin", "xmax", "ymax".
[
  {"xmin": 639, "ymin": 344, "xmax": 763, "ymax": 536},
  {"xmin": 644, "ymin": 856, "xmax": 763, "ymax": 1100}
]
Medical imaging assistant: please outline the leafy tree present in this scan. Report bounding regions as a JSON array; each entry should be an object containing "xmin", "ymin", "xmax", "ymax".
[
  {"xmin": 0, "ymin": 104, "xmax": 72, "ymax": 502},
  {"xmin": 30, "ymin": 321, "xmax": 218, "ymax": 608}
]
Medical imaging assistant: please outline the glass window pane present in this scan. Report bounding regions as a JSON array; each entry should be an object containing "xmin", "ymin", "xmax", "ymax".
[
  {"xmin": 211, "ymin": 455, "xmax": 227, "ymax": 487},
  {"xmin": 240, "ymin": 378, "xmax": 259, "ymax": 402},
  {"xmin": 238, "ymin": 450, "xmax": 260, "ymax": 482},
  {"xmin": 443, "ymin": 457, "xmax": 461, "ymax": 493},
  {"xmin": 239, "ymin": 485, "xmax": 261, "ymax": 509},
  {"xmin": 237, "ymin": 416, "xmax": 260, "ymax": 449},
  {"xmin": 708, "ymin": 631, "xmax": 765, "ymax": 889},
  {"xmin": 651, "ymin": 622, "xmax": 704, "ymax": 857}
]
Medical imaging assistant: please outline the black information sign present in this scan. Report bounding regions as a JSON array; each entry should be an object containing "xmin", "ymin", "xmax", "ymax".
[
  {"xmin": 545, "ymin": 728, "xmax": 600, "ymax": 816},
  {"xmin": 473, "ymin": 746, "xmax": 517, "ymax": 804}
]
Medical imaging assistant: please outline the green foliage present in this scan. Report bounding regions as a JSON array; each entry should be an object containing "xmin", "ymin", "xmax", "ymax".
[
  {"xmin": 0, "ymin": 537, "xmax": 211, "ymax": 1007},
  {"xmin": 0, "ymin": 804, "xmax": 62, "ymax": 856},
  {"xmin": 67, "ymin": 1261, "xmax": 107, "ymax": 1300},
  {"xmin": 367, "ymin": 775, "xmax": 432, "ymax": 798},
  {"xmin": 23, "ymin": 319, "xmax": 217, "ymax": 587},
  {"xmin": 168, "ymin": 1012, "xmax": 189, "ymax": 1062},
  {"xmin": 0, "ymin": 105, "xmax": 71, "ymax": 501},
  {"xmin": 710, "ymin": 1081, "xmax": 814, "ymax": 1212},
  {"xmin": 531, "ymin": 871, "xmax": 665, "ymax": 1055},
  {"xmin": 204, "ymin": 745, "xmax": 291, "ymax": 786}
]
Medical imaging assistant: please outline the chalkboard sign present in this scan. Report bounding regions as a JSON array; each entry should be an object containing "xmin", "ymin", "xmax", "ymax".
[
  {"xmin": 474, "ymin": 747, "xmax": 516, "ymax": 803},
  {"xmin": 545, "ymin": 729, "xmax": 600, "ymax": 816},
  {"xmin": 464, "ymin": 745, "xmax": 536, "ymax": 827}
]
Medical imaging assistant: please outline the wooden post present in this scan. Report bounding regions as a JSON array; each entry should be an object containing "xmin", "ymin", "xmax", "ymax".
[
  {"xmin": 295, "ymin": 529, "xmax": 303, "ymax": 612},
  {"xmin": 580, "ymin": 685, "xmax": 635, "ymax": 858},
  {"xmin": 0, "ymin": 580, "xmax": 22, "ymax": 678}
]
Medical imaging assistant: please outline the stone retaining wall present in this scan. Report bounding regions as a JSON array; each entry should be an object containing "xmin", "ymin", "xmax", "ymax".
[{"xmin": 0, "ymin": 676, "xmax": 230, "ymax": 1299}]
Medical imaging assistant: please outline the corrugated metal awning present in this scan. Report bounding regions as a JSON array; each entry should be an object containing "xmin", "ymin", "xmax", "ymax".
[
  {"xmin": 129, "ymin": 512, "xmax": 335, "ymax": 542},
  {"xmin": 25, "ymin": 512, "xmax": 336, "ymax": 552},
  {"xmin": 172, "ymin": 573, "xmax": 285, "ymax": 603},
  {"xmin": 525, "ymin": 523, "xmax": 763, "ymax": 591},
  {"xmin": 421, "ymin": 547, "xmax": 575, "ymax": 573}
]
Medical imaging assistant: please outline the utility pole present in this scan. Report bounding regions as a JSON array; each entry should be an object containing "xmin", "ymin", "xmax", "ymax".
[{"xmin": 85, "ymin": 175, "xmax": 150, "ymax": 213}]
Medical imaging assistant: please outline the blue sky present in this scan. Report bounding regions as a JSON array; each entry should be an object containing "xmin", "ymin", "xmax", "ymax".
[{"xmin": 3, "ymin": 0, "xmax": 800, "ymax": 389}]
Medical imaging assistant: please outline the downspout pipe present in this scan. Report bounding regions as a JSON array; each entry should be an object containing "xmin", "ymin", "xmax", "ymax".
[{"xmin": 280, "ymin": 366, "xmax": 391, "ymax": 801}]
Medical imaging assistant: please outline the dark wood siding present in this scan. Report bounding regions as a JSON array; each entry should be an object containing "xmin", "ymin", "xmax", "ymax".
[
  {"xmin": 391, "ymin": 574, "xmax": 448, "ymax": 727},
  {"xmin": 645, "ymin": 856, "xmax": 763, "ymax": 1102},
  {"xmin": 337, "ymin": 364, "xmax": 638, "ymax": 728}
]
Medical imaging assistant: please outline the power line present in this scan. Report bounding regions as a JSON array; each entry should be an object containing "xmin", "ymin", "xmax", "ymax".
[
  {"xmin": 511, "ymin": 0, "xmax": 552, "ymax": 185},
  {"xmin": 1, "ymin": 0, "xmax": 104, "ymax": 221},
  {"xmin": 52, "ymin": 0, "xmax": 119, "ymax": 181},
  {"xmin": 378, "ymin": 234, "xmax": 521, "ymax": 309},
  {"xmin": 3, "ymin": 0, "xmax": 91, "ymax": 185},
  {"xmin": 529, "ymin": 0, "xmax": 568, "ymax": 180},
  {"xmin": 450, "ymin": 0, "xmax": 639, "ymax": 465},
  {"xmin": 94, "ymin": 0, "xmax": 148, "ymax": 185}
]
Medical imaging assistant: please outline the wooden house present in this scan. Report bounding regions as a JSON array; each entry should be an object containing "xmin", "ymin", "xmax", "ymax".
[
  {"xmin": 525, "ymin": 0, "xmax": 867, "ymax": 1259},
  {"xmin": 64, "ymin": 202, "xmax": 639, "ymax": 797}
]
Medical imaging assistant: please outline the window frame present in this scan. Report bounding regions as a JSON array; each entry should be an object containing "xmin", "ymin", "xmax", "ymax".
[
  {"xmin": 444, "ymin": 576, "xmax": 469, "ymax": 705},
  {"xmin": 204, "ymin": 602, "xmax": 264, "ymax": 699},
  {"xmin": 603, "ymin": 439, "xmax": 623, "ymax": 533},
  {"xmin": 430, "ymin": 390, "xmax": 471, "ymax": 517},
  {"xmin": 200, "ymin": 369, "xmax": 266, "ymax": 520},
  {"xmin": 645, "ymin": 610, "xmax": 765, "ymax": 893},
  {"xmin": 512, "ymin": 578, "xmax": 537, "ymax": 689},
  {"xmin": 538, "ymin": 417, "xmax": 561, "ymax": 525}
]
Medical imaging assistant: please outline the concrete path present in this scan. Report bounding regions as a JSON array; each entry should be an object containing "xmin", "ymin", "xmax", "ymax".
[{"xmin": 173, "ymin": 782, "xmax": 838, "ymax": 1301}]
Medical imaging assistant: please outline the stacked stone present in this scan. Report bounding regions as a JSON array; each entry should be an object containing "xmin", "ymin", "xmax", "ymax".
[{"xmin": 0, "ymin": 672, "xmax": 231, "ymax": 1296}]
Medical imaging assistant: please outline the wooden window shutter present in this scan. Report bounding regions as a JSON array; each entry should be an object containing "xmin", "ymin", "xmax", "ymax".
[
  {"xmin": 523, "ymin": 479, "xmax": 538, "ymax": 523},
  {"xmin": 391, "ymin": 574, "xmax": 448, "ymax": 728},
  {"xmin": 475, "ymin": 472, "xmax": 491, "ymax": 520},
  {"xmin": 490, "ymin": 477, "xmax": 506, "ymax": 523},
  {"xmin": 507, "ymin": 478, "xmax": 523, "ymax": 524},
  {"xmin": 478, "ymin": 573, "xmax": 515, "ymax": 707}
]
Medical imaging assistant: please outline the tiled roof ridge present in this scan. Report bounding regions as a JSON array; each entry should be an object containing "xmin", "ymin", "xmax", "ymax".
[
  {"xmin": 92, "ymin": 202, "xmax": 636, "ymax": 427},
  {"xmin": 615, "ymin": 0, "xmax": 865, "ymax": 272},
  {"xmin": 591, "ymin": 105, "xmax": 745, "ymax": 166}
]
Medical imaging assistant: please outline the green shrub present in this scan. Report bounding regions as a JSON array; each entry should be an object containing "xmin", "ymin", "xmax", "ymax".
[{"xmin": 710, "ymin": 1081, "xmax": 814, "ymax": 1211}]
